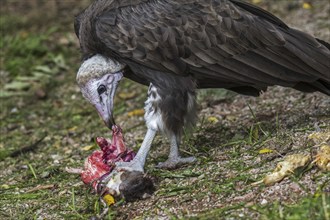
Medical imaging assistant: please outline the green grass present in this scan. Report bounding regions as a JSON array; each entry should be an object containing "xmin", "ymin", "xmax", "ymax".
[
  {"xmin": 252, "ymin": 194, "xmax": 330, "ymax": 220},
  {"xmin": 189, "ymin": 194, "xmax": 329, "ymax": 220}
]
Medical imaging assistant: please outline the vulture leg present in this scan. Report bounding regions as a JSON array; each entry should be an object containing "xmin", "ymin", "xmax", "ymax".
[
  {"xmin": 148, "ymin": 81, "xmax": 197, "ymax": 169},
  {"xmin": 117, "ymin": 81, "xmax": 197, "ymax": 171},
  {"xmin": 156, "ymin": 134, "xmax": 196, "ymax": 169},
  {"xmin": 116, "ymin": 128, "xmax": 156, "ymax": 172}
]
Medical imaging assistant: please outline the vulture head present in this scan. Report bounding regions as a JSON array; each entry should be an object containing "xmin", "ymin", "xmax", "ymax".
[{"xmin": 76, "ymin": 55, "xmax": 126, "ymax": 128}]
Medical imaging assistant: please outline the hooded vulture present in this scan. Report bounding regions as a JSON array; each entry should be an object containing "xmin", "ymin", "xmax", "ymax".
[{"xmin": 75, "ymin": 0, "xmax": 330, "ymax": 171}]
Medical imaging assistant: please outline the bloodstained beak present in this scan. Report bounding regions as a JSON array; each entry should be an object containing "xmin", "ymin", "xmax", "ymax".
[
  {"xmin": 105, "ymin": 115, "xmax": 115, "ymax": 129},
  {"xmin": 95, "ymin": 101, "xmax": 115, "ymax": 129}
]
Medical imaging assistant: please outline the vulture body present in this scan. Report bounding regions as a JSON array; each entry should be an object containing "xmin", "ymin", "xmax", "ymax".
[{"xmin": 75, "ymin": 0, "xmax": 330, "ymax": 170}]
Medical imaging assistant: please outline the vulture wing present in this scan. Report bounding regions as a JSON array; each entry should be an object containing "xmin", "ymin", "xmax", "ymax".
[{"xmin": 93, "ymin": 0, "xmax": 330, "ymax": 95}]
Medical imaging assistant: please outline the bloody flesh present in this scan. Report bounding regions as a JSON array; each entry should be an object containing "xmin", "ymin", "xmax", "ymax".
[{"xmin": 80, "ymin": 125, "xmax": 136, "ymax": 190}]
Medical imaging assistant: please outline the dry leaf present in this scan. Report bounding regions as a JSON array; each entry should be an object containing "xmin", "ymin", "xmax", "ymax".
[
  {"xmin": 259, "ymin": 148, "xmax": 274, "ymax": 154},
  {"xmin": 127, "ymin": 109, "xmax": 144, "ymax": 117},
  {"xmin": 302, "ymin": 2, "xmax": 312, "ymax": 9},
  {"xmin": 263, "ymin": 154, "xmax": 311, "ymax": 186},
  {"xmin": 308, "ymin": 131, "xmax": 330, "ymax": 144},
  {"xmin": 82, "ymin": 144, "xmax": 95, "ymax": 151},
  {"xmin": 313, "ymin": 144, "xmax": 330, "ymax": 171},
  {"xmin": 249, "ymin": 153, "xmax": 313, "ymax": 187},
  {"xmin": 207, "ymin": 116, "xmax": 219, "ymax": 123},
  {"xmin": 68, "ymin": 126, "xmax": 78, "ymax": 132}
]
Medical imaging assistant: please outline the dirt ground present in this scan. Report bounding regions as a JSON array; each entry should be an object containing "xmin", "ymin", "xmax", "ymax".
[{"xmin": 0, "ymin": 0, "xmax": 329, "ymax": 219}]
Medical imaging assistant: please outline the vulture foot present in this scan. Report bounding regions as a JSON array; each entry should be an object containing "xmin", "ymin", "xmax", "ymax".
[
  {"xmin": 157, "ymin": 133, "xmax": 197, "ymax": 169},
  {"xmin": 115, "ymin": 159, "xmax": 144, "ymax": 172},
  {"xmin": 156, "ymin": 156, "xmax": 196, "ymax": 170}
]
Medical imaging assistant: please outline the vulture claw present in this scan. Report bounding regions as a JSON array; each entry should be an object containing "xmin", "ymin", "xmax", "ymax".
[
  {"xmin": 115, "ymin": 160, "xmax": 144, "ymax": 172},
  {"xmin": 156, "ymin": 156, "xmax": 197, "ymax": 170}
]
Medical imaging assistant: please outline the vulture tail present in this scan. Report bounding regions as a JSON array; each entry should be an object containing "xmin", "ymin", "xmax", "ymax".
[
  {"xmin": 232, "ymin": 0, "xmax": 330, "ymax": 96},
  {"xmin": 282, "ymin": 29, "xmax": 330, "ymax": 95}
]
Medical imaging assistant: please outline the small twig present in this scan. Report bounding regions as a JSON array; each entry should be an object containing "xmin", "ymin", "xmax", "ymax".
[
  {"xmin": 65, "ymin": 167, "xmax": 83, "ymax": 174},
  {"xmin": 250, "ymin": 179, "xmax": 263, "ymax": 186},
  {"xmin": 25, "ymin": 184, "xmax": 55, "ymax": 193}
]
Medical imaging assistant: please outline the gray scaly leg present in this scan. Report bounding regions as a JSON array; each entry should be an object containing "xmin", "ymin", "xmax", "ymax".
[
  {"xmin": 116, "ymin": 128, "xmax": 156, "ymax": 172},
  {"xmin": 157, "ymin": 134, "xmax": 196, "ymax": 169}
]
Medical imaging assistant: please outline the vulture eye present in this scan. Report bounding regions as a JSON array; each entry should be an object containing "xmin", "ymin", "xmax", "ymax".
[{"xmin": 97, "ymin": 85, "xmax": 107, "ymax": 95}]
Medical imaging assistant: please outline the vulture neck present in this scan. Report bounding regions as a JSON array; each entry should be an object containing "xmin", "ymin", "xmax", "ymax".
[{"xmin": 76, "ymin": 54, "xmax": 126, "ymax": 86}]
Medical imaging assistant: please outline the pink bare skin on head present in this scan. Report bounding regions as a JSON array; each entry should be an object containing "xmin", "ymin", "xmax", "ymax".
[{"xmin": 81, "ymin": 125, "xmax": 136, "ymax": 190}]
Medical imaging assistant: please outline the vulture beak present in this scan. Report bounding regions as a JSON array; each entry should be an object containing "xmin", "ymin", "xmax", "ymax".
[{"xmin": 95, "ymin": 100, "xmax": 115, "ymax": 129}]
